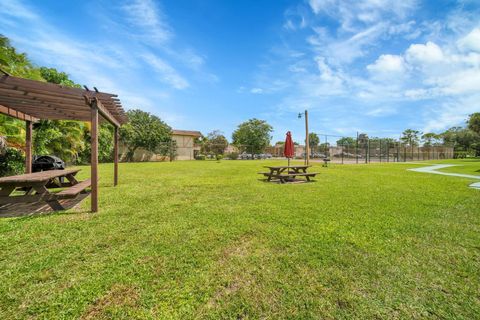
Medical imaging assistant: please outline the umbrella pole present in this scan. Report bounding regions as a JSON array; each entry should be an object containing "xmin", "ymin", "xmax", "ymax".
[{"xmin": 288, "ymin": 157, "xmax": 290, "ymax": 167}]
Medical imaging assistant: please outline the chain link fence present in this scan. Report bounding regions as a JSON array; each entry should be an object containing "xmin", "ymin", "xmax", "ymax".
[
  {"xmin": 119, "ymin": 134, "xmax": 455, "ymax": 163},
  {"xmin": 287, "ymin": 134, "xmax": 454, "ymax": 164}
]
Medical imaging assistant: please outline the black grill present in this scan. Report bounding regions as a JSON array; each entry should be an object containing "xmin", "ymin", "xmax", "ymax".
[{"xmin": 32, "ymin": 155, "xmax": 65, "ymax": 172}]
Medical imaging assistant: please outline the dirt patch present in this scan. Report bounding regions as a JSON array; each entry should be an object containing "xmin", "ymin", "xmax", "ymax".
[
  {"xmin": 81, "ymin": 284, "xmax": 140, "ymax": 319},
  {"xmin": 220, "ymin": 235, "xmax": 254, "ymax": 261}
]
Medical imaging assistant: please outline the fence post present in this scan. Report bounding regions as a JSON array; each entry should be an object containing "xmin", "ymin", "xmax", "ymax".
[
  {"xmin": 387, "ymin": 142, "xmax": 389, "ymax": 162},
  {"xmin": 356, "ymin": 132, "xmax": 359, "ymax": 164},
  {"xmin": 341, "ymin": 143, "xmax": 344, "ymax": 164},
  {"xmin": 365, "ymin": 139, "xmax": 368, "ymax": 164}
]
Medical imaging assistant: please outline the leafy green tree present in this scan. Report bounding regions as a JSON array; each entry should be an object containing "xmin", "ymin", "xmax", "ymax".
[
  {"xmin": 400, "ymin": 129, "xmax": 420, "ymax": 146},
  {"xmin": 0, "ymin": 35, "xmax": 43, "ymax": 80},
  {"xmin": 442, "ymin": 126, "xmax": 480, "ymax": 156},
  {"xmin": 203, "ymin": 130, "xmax": 228, "ymax": 155},
  {"xmin": 319, "ymin": 142, "xmax": 330, "ymax": 153},
  {"xmin": 468, "ymin": 113, "xmax": 480, "ymax": 135},
  {"xmin": 78, "ymin": 123, "xmax": 114, "ymax": 163},
  {"xmin": 336, "ymin": 137, "xmax": 355, "ymax": 146},
  {"xmin": 119, "ymin": 109, "xmax": 173, "ymax": 162},
  {"xmin": 0, "ymin": 148, "xmax": 24, "ymax": 176},
  {"xmin": 39, "ymin": 67, "xmax": 82, "ymax": 88},
  {"xmin": 232, "ymin": 118, "xmax": 273, "ymax": 154},
  {"xmin": 33, "ymin": 120, "xmax": 86, "ymax": 163},
  {"xmin": 421, "ymin": 133, "xmax": 440, "ymax": 147},
  {"xmin": 308, "ymin": 132, "xmax": 319, "ymax": 153},
  {"xmin": 0, "ymin": 115, "xmax": 25, "ymax": 148}
]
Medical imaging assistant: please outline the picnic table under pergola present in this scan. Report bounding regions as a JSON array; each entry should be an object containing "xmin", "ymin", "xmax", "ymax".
[{"xmin": 0, "ymin": 71, "xmax": 128, "ymax": 212}]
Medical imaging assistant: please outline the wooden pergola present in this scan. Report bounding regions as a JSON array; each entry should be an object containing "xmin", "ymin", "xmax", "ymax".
[{"xmin": 0, "ymin": 72, "xmax": 127, "ymax": 212}]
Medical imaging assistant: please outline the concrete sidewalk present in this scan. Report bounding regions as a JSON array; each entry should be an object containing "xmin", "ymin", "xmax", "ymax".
[{"xmin": 408, "ymin": 164, "xmax": 480, "ymax": 189}]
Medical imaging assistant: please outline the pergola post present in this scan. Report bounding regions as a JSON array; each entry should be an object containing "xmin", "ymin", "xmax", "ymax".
[
  {"xmin": 114, "ymin": 126, "xmax": 119, "ymax": 186},
  {"xmin": 90, "ymin": 100, "xmax": 99, "ymax": 213},
  {"xmin": 25, "ymin": 120, "xmax": 32, "ymax": 174}
]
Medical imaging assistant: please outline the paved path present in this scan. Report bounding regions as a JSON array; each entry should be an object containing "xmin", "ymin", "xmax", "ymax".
[{"xmin": 408, "ymin": 164, "xmax": 480, "ymax": 189}]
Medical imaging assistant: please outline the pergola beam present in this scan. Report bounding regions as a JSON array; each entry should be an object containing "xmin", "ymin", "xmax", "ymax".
[
  {"xmin": 0, "ymin": 105, "xmax": 38, "ymax": 122},
  {"xmin": 94, "ymin": 98, "xmax": 121, "ymax": 128}
]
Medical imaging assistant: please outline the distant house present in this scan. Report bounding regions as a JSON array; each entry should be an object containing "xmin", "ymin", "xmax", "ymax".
[
  {"xmin": 172, "ymin": 129, "xmax": 202, "ymax": 160},
  {"xmin": 119, "ymin": 129, "xmax": 202, "ymax": 161}
]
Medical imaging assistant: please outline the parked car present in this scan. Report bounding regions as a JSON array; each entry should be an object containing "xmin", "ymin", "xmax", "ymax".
[
  {"xmin": 333, "ymin": 152, "xmax": 363, "ymax": 158},
  {"xmin": 256, "ymin": 153, "xmax": 273, "ymax": 159},
  {"xmin": 311, "ymin": 152, "xmax": 327, "ymax": 158},
  {"xmin": 301, "ymin": 152, "xmax": 327, "ymax": 158},
  {"xmin": 239, "ymin": 153, "xmax": 253, "ymax": 160}
]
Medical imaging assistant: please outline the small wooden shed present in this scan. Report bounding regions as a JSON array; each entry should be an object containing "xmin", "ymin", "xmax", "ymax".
[{"xmin": 0, "ymin": 72, "xmax": 127, "ymax": 212}]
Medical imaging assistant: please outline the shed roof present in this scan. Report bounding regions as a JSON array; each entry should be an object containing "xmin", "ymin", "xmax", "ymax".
[
  {"xmin": 0, "ymin": 74, "xmax": 127, "ymax": 125},
  {"xmin": 172, "ymin": 129, "xmax": 202, "ymax": 137}
]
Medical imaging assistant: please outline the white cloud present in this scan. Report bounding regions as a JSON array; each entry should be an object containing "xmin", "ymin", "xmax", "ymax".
[
  {"xmin": 422, "ymin": 94, "xmax": 480, "ymax": 132},
  {"xmin": 367, "ymin": 54, "xmax": 406, "ymax": 75},
  {"xmin": 405, "ymin": 41, "xmax": 444, "ymax": 65},
  {"xmin": 457, "ymin": 27, "xmax": 480, "ymax": 52},
  {"xmin": 250, "ymin": 88, "xmax": 264, "ymax": 94},
  {"xmin": 366, "ymin": 106, "xmax": 397, "ymax": 117},
  {"xmin": 121, "ymin": 0, "xmax": 172, "ymax": 43},
  {"xmin": 308, "ymin": 0, "xmax": 334, "ymax": 15},
  {"xmin": 141, "ymin": 53, "xmax": 189, "ymax": 90},
  {"xmin": 308, "ymin": 0, "xmax": 417, "ymax": 32}
]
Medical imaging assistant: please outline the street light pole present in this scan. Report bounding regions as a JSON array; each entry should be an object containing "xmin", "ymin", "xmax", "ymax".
[
  {"xmin": 305, "ymin": 110, "xmax": 309, "ymax": 166},
  {"xmin": 298, "ymin": 110, "xmax": 310, "ymax": 166}
]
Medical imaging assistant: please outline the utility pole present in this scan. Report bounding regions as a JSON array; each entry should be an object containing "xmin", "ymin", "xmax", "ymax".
[
  {"xmin": 305, "ymin": 110, "xmax": 309, "ymax": 166},
  {"xmin": 356, "ymin": 131, "xmax": 359, "ymax": 164},
  {"xmin": 298, "ymin": 110, "xmax": 310, "ymax": 166}
]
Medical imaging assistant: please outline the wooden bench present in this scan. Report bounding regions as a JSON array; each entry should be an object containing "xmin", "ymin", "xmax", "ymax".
[
  {"xmin": 259, "ymin": 171, "xmax": 318, "ymax": 183},
  {"xmin": 57, "ymin": 178, "xmax": 91, "ymax": 199},
  {"xmin": 276, "ymin": 172, "xmax": 318, "ymax": 183}
]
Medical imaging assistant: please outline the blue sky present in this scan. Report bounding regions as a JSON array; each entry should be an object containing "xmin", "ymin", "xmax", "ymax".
[{"xmin": 1, "ymin": 0, "xmax": 480, "ymax": 143}]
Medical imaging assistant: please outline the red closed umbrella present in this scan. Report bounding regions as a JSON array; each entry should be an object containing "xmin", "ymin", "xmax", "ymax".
[{"xmin": 284, "ymin": 131, "xmax": 294, "ymax": 166}]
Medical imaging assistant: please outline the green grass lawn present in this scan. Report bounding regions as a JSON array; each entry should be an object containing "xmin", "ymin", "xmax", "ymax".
[
  {"xmin": 431, "ymin": 159, "xmax": 480, "ymax": 176},
  {"xmin": 0, "ymin": 160, "xmax": 479, "ymax": 319}
]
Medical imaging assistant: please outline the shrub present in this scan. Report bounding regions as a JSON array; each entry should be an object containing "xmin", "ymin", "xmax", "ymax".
[
  {"xmin": 216, "ymin": 154, "xmax": 223, "ymax": 161},
  {"xmin": 454, "ymin": 151, "xmax": 474, "ymax": 159},
  {"xmin": 226, "ymin": 152, "xmax": 239, "ymax": 160},
  {"xmin": 0, "ymin": 148, "xmax": 25, "ymax": 177},
  {"xmin": 195, "ymin": 154, "xmax": 206, "ymax": 160}
]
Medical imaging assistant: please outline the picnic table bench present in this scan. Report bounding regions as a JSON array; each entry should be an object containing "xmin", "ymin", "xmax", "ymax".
[
  {"xmin": 258, "ymin": 165, "xmax": 318, "ymax": 183},
  {"xmin": 0, "ymin": 169, "xmax": 91, "ymax": 211}
]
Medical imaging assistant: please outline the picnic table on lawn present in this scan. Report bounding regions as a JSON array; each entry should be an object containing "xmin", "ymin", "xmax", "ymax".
[
  {"xmin": 259, "ymin": 165, "xmax": 318, "ymax": 183},
  {"xmin": 0, "ymin": 169, "xmax": 91, "ymax": 211}
]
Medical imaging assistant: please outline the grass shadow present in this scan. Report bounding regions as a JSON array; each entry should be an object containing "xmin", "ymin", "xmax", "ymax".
[{"xmin": 0, "ymin": 193, "xmax": 90, "ymax": 218}]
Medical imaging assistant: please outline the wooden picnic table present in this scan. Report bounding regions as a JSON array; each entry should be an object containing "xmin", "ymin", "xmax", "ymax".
[
  {"xmin": 259, "ymin": 165, "xmax": 318, "ymax": 183},
  {"xmin": 0, "ymin": 169, "xmax": 91, "ymax": 211}
]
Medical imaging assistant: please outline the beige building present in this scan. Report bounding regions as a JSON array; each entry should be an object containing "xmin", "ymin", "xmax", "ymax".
[
  {"xmin": 172, "ymin": 129, "xmax": 202, "ymax": 160},
  {"xmin": 119, "ymin": 129, "xmax": 202, "ymax": 161}
]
